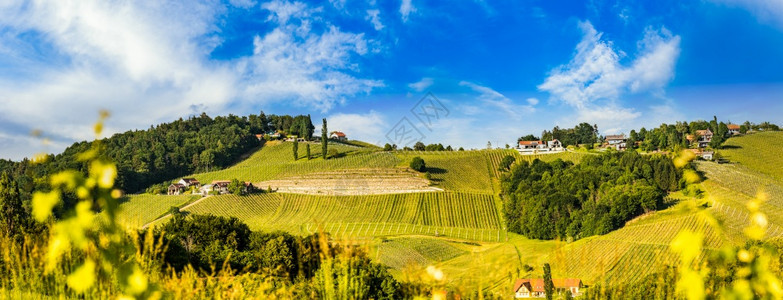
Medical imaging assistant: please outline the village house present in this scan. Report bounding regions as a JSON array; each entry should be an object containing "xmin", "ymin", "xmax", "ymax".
[
  {"xmin": 167, "ymin": 183, "xmax": 186, "ymax": 195},
  {"xmin": 518, "ymin": 140, "xmax": 547, "ymax": 151},
  {"xmin": 513, "ymin": 278, "xmax": 583, "ymax": 298},
  {"xmin": 727, "ymin": 124, "xmax": 741, "ymax": 135},
  {"xmin": 696, "ymin": 129, "xmax": 713, "ymax": 148},
  {"xmin": 330, "ymin": 131, "xmax": 347, "ymax": 141},
  {"xmin": 178, "ymin": 178, "xmax": 200, "ymax": 188},
  {"xmin": 255, "ymin": 134, "xmax": 264, "ymax": 141},
  {"xmin": 199, "ymin": 180, "xmax": 231, "ymax": 195},
  {"xmin": 604, "ymin": 134, "xmax": 627, "ymax": 150},
  {"xmin": 547, "ymin": 139, "xmax": 563, "ymax": 150},
  {"xmin": 700, "ymin": 151, "xmax": 714, "ymax": 161}
]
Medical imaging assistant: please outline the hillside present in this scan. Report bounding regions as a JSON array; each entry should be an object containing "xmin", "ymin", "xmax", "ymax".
[{"xmin": 720, "ymin": 131, "xmax": 783, "ymax": 182}]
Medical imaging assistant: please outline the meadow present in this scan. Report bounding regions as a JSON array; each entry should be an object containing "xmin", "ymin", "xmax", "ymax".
[
  {"xmin": 720, "ymin": 131, "xmax": 783, "ymax": 182},
  {"xmin": 117, "ymin": 194, "xmax": 200, "ymax": 228}
]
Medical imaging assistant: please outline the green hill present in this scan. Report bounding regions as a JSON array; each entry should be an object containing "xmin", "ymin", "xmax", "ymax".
[{"xmin": 721, "ymin": 131, "xmax": 783, "ymax": 182}]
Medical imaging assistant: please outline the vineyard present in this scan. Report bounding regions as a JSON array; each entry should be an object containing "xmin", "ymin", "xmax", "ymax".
[
  {"xmin": 177, "ymin": 192, "xmax": 504, "ymax": 242},
  {"xmin": 721, "ymin": 131, "xmax": 783, "ymax": 182},
  {"xmin": 375, "ymin": 237, "xmax": 468, "ymax": 270},
  {"xmin": 188, "ymin": 141, "xmax": 400, "ymax": 184},
  {"xmin": 117, "ymin": 194, "xmax": 201, "ymax": 228}
]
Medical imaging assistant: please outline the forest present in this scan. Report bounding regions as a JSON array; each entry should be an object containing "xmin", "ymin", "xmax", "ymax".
[
  {"xmin": 501, "ymin": 151, "xmax": 682, "ymax": 240},
  {"xmin": 0, "ymin": 112, "xmax": 314, "ymax": 196}
]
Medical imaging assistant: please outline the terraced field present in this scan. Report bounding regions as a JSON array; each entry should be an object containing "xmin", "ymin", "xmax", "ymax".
[
  {"xmin": 117, "ymin": 194, "xmax": 201, "ymax": 228},
  {"xmin": 375, "ymin": 237, "xmax": 468, "ymax": 270},
  {"xmin": 176, "ymin": 192, "xmax": 504, "ymax": 242}
]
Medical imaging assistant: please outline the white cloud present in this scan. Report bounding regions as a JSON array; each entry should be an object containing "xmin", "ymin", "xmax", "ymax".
[
  {"xmin": 0, "ymin": 0, "xmax": 381, "ymax": 160},
  {"xmin": 327, "ymin": 111, "xmax": 387, "ymax": 145},
  {"xmin": 539, "ymin": 20, "xmax": 680, "ymax": 129},
  {"xmin": 710, "ymin": 0, "xmax": 783, "ymax": 29},
  {"xmin": 526, "ymin": 98, "xmax": 539, "ymax": 106},
  {"xmin": 229, "ymin": 0, "xmax": 256, "ymax": 9},
  {"xmin": 366, "ymin": 9, "xmax": 384, "ymax": 31},
  {"xmin": 459, "ymin": 81, "xmax": 535, "ymax": 118},
  {"xmin": 400, "ymin": 0, "xmax": 416, "ymax": 22},
  {"xmin": 408, "ymin": 77, "xmax": 433, "ymax": 91}
]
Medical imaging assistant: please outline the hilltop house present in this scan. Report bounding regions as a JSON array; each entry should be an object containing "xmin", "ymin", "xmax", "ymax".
[
  {"xmin": 547, "ymin": 139, "xmax": 563, "ymax": 150},
  {"xmin": 728, "ymin": 124, "xmax": 741, "ymax": 135},
  {"xmin": 330, "ymin": 131, "xmax": 347, "ymax": 141},
  {"xmin": 167, "ymin": 183, "xmax": 186, "ymax": 195},
  {"xmin": 513, "ymin": 278, "xmax": 583, "ymax": 298},
  {"xmin": 518, "ymin": 140, "xmax": 564, "ymax": 154},
  {"xmin": 696, "ymin": 129, "xmax": 713, "ymax": 148},
  {"xmin": 605, "ymin": 134, "xmax": 627, "ymax": 150}
]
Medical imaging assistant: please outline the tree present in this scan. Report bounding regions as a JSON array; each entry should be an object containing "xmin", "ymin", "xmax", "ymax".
[
  {"xmin": 306, "ymin": 144, "xmax": 311, "ymax": 160},
  {"xmin": 499, "ymin": 155, "xmax": 516, "ymax": 171},
  {"xmin": 293, "ymin": 139, "xmax": 299, "ymax": 160},
  {"xmin": 413, "ymin": 141, "xmax": 425, "ymax": 151},
  {"xmin": 228, "ymin": 178, "xmax": 246, "ymax": 196},
  {"xmin": 410, "ymin": 157, "xmax": 426, "ymax": 172},
  {"xmin": 518, "ymin": 134, "xmax": 540, "ymax": 141},
  {"xmin": 383, "ymin": 143, "xmax": 393, "ymax": 151},
  {"xmin": 322, "ymin": 118, "xmax": 328, "ymax": 159},
  {"xmin": 0, "ymin": 172, "xmax": 27, "ymax": 239},
  {"xmin": 543, "ymin": 263, "xmax": 554, "ymax": 300}
]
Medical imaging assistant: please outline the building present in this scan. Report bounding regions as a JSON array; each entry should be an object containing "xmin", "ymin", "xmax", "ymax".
[
  {"xmin": 178, "ymin": 178, "xmax": 200, "ymax": 188},
  {"xmin": 199, "ymin": 180, "xmax": 231, "ymax": 195},
  {"xmin": 700, "ymin": 151, "xmax": 714, "ymax": 160},
  {"xmin": 513, "ymin": 278, "xmax": 583, "ymax": 298},
  {"xmin": 255, "ymin": 134, "xmax": 264, "ymax": 141},
  {"xmin": 330, "ymin": 131, "xmax": 347, "ymax": 141},
  {"xmin": 547, "ymin": 139, "xmax": 563, "ymax": 149},
  {"xmin": 605, "ymin": 134, "xmax": 627, "ymax": 150},
  {"xmin": 727, "ymin": 124, "xmax": 741, "ymax": 135},
  {"xmin": 695, "ymin": 129, "xmax": 713, "ymax": 148},
  {"xmin": 167, "ymin": 183, "xmax": 186, "ymax": 195}
]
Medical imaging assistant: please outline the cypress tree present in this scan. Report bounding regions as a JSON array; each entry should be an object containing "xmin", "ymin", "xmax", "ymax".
[
  {"xmin": 293, "ymin": 139, "xmax": 299, "ymax": 160},
  {"xmin": 306, "ymin": 144, "xmax": 311, "ymax": 160},
  {"xmin": 322, "ymin": 118, "xmax": 328, "ymax": 159},
  {"xmin": 543, "ymin": 263, "xmax": 554, "ymax": 300}
]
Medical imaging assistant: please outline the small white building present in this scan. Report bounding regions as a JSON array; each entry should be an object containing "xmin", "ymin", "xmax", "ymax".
[
  {"xmin": 728, "ymin": 124, "xmax": 741, "ymax": 135},
  {"xmin": 330, "ymin": 131, "xmax": 347, "ymax": 141},
  {"xmin": 605, "ymin": 134, "xmax": 627, "ymax": 150},
  {"xmin": 513, "ymin": 278, "xmax": 582, "ymax": 298},
  {"xmin": 696, "ymin": 129, "xmax": 713, "ymax": 148}
]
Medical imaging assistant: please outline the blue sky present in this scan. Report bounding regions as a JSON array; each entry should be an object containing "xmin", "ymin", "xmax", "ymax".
[{"xmin": 1, "ymin": 0, "xmax": 783, "ymax": 159}]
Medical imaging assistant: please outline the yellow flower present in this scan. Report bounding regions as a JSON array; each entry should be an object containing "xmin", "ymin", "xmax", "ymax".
[{"xmin": 67, "ymin": 259, "xmax": 96, "ymax": 293}]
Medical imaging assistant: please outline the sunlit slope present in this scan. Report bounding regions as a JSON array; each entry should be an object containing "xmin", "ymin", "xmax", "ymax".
[
  {"xmin": 721, "ymin": 131, "xmax": 783, "ymax": 182},
  {"xmin": 179, "ymin": 192, "xmax": 505, "ymax": 242},
  {"xmin": 117, "ymin": 194, "xmax": 200, "ymax": 228}
]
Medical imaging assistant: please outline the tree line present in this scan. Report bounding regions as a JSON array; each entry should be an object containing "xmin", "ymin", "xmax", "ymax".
[
  {"xmin": 501, "ymin": 151, "xmax": 683, "ymax": 240},
  {"xmin": 0, "ymin": 112, "xmax": 317, "ymax": 198}
]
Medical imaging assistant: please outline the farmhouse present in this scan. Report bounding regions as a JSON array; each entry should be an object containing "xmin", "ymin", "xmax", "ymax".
[
  {"xmin": 605, "ymin": 134, "xmax": 627, "ymax": 150},
  {"xmin": 255, "ymin": 134, "xmax": 264, "ymax": 141},
  {"xmin": 513, "ymin": 278, "xmax": 583, "ymax": 298},
  {"xmin": 330, "ymin": 131, "xmax": 347, "ymax": 141},
  {"xmin": 547, "ymin": 139, "xmax": 563, "ymax": 149},
  {"xmin": 696, "ymin": 129, "xmax": 713, "ymax": 148},
  {"xmin": 199, "ymin": 180, "xmax": 231, "ymax": 195},
  {"xmin": 700, "ymin": 151, "xmax": 714, "ymax": 161},
  {"xmin": 517, "ymin": 140, "xmax": 565, "ymax": 154},
  {"xmin": 178, "ymin": 178, "xmax": 200, "ymax": 188},
  {"xmin": 167, "ymin": 183, "xmax": 186, "ymax": 195},
  {"xmin": 727, "ymin": 124, "xmax": 741, "ymax": 135},
  {"xmin": 518, "ymin": 140, "xmax": 546, "ymax": 150}
]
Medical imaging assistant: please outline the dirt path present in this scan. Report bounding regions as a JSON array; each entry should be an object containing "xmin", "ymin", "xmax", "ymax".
[{"xmin": 141, "ymin": 195, "xmax": 211, "ymax": 229}]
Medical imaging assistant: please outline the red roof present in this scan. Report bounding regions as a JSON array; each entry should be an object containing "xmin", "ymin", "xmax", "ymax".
[
  {"xmin": 727, "ymin": 124, "xmax": 740, "ymax": 130},
  {"xmin": 513, "ymin": 278, "xmax": 582, "ymax": 293},
  {"xmin": 331, "ymin": 131, "xmax": 346, "ymax": 137},
  {"xmin": 519, "ymin": 140, "xmax": 543, "ymax": 146},
  {"xmin": 696, "ymin": 129, "xmax": 712, "ymax": 136}
]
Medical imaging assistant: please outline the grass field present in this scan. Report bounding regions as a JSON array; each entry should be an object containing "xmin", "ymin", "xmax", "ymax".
[
  {"xmin": 117, "ymin": 194, "xmax": 201, "ymax": 228},
  {"xmin": 721, "ymin": 131, "xmax": 783, "ymax": 182},
  {"xmin": 375, "ymin": 237, "xmax": 469, "ymax": 270}
]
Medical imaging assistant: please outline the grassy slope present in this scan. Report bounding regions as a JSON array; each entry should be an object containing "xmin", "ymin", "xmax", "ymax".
[
  {"xmin": 721, "ymin": 131, "xmax": 783, "ymax": 182},
  {"xmin": 117, "ymin": 194, "xmax": 200, "ymax": 228}
]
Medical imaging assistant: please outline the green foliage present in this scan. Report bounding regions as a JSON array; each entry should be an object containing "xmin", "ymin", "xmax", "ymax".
[
  {"xmin": 540, "ymin": 122, "xmax": 598, "ymax": 146},
  {"xmin": 543, "ymin": 263, "xmax": 553, "ymax": 300},
  {"xmin": 0, "ymin": 172, "xmax": 29, "ymax": 240},
  {"xmin": 499, "ymin": 154, "xmax": 515, "ymax": 171},
  {"xmin": 383, "ymin": 143, "xmax": 394, "ymax": 151},
  {"xmin": 322, "ymin": 118, "xmax": 328, "ymax": 160},
  {"xmin": 502, "ymin": 151, "xmax": 679, "ymax": 240},
  {"xmin": 228, "ymin": 178, "xmax": 246, "ymax": 196},
  {"xmin": 306, "ymin": 143, "xmax": 311, "ymax": 160},
  {"xmin": 414, "ymin": 142, "xmax": 425, "ymax": 151},
  {"xmin": 292, "ymin": 139, "xmax": 299, "ymax": 160},
  {"xmin": 410, "ymin": 157, "xmax": 426, "ymax": 172},
  {"xmin": 518, "ymin": 134, "xmax": 540, "ymax": 141}
]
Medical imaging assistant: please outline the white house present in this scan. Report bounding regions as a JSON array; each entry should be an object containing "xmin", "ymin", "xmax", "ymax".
[
  {"xmin": 547, "ymin": 139, "xmax": 563, "ymax": 149},
  {"xmin": 330, "ymin": 131, "xmax": 347, "ymax": 141},
  {"xmin": 513, "ymin": 278, "xmax": 582, "ymax": 298},
  {"xmin": 728, "ymin": 124, "xmax": 741, "ymax": 135},
  {"xmin": 178, "ymin": 178, "xmax": 200, "ymax": 188},
  {"xmin": 700, "ymin": 151, "xmax": 714, "ymax": 161},
  {"xmin": 167, "ymin": 183, "xmax": 186, "ymax": 195},
  {"xmin": 605, "ymin": 134, "xmax": 627, "ymax": 150}
]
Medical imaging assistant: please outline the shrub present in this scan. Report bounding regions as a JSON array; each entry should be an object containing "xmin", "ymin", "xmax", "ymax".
[{"xmin": 410, "ymin": 157, "xmax": 426, "ymax": 172}]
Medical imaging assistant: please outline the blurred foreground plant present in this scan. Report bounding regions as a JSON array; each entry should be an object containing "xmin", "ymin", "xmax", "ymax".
[{"xmin": 31, "ymin": 111, "xmax": 159, "ymax": 298}]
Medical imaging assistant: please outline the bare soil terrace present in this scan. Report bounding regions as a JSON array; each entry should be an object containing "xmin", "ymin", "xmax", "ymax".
[{"xmin": 255, "ymin": 168, "xmax": 443, "ymax": 195}]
